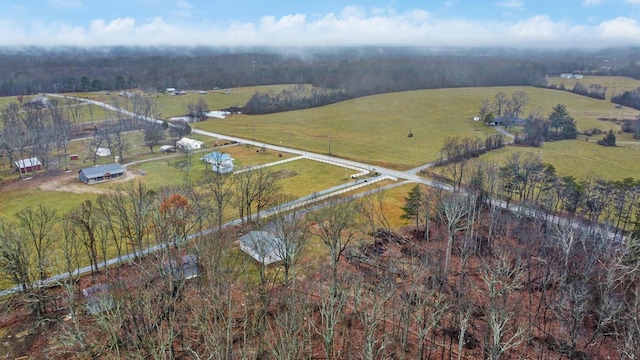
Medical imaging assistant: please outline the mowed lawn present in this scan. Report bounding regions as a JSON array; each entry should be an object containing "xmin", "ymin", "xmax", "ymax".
[
  {"xmin": 479, "ymin": 140, "xmax": 640, "ymax": 180},
  {"xmin": 196, "ymin": 86, "xmax": 640, "ymax": 170}
]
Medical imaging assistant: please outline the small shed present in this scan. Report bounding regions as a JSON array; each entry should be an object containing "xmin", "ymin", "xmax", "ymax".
[
  {"xmin": 14, "ymin": 157, "xmax": 42, "ymax": 173},
  {"xmin": 164, "ymin": 254, "xmax": 199, "ymax": 281},
  {"xmin": 83, "ymin": 284, "xmax": 113, "ymax": 315},
  {"xmin": 239, "ymin": 231, "xmax": 286, "ymax": 265},
  {"xmin": 201, "ymin": 152, "xmax": 234, "ymax": 173},
  {"xmin": 78, "ymin": 163, "xmax": 125, "ymax": 184},
  {"xmin": 176, "ymin": 138, "xmax": 204, "ymax": 151}
]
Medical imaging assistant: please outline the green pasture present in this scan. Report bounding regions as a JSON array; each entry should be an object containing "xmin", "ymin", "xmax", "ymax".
[
  {"xmin": 0, "ymin": 96, "xmax": 18, "ymax": 108},
  {"xmin": 0, "ymin": 186, "xmax": 98, "ymax": 219},
  {"xmin": 62, "ymin": 85, "xmax": 304, "ymax": 119},
  {"xmin": 152, "ymin": 85, "xmax": 307, "ymax": 118},
  {"xmin": 479, "ymin": 140, "xmax": 640, "ymax": 181},
  {"xmin": 546, "ymin": 75, "xmax": 640, "ymax": 100},
  {"xmin": 270, "ymin": 158, "xmax": 357, "ymax": 199},
  {"xmin": 196, "ymin": 86, "xmax": 640, "ymax": 170}
]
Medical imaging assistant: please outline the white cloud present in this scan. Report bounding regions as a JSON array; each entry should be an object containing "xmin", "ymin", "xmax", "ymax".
[
  {"xmin": 1, "ymin": 6, "xmax": 640, "ymax": 48},
  {"xmin": 174, "ymin": 0, "xmax": 193, "ymax": 17},
  {"xmin": 583, "ymin": 0, "xmax": 603, "ymax": 5},
  {"xmin": 496, "ymin": 0, "xmax": 524, "ymax": 9},
  {"xmin": 90, "ymin": 18, "xmax": 136, "ymax": 35},
  {"xmin": 176, "ymin": 0, "xmax": 192, "ymax": 9},
  {"xmin": 625, "ymin": 0, "xmax": 640, "ymax": 4},
  {"xmin": 597, "ymin": 17, "xmax": 640, "ymax": 38}
]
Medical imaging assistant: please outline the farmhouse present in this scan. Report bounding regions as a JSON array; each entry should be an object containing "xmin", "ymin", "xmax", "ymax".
[
  {"xmin": 78, "ymin": 163, "xmax": 125, "ymax": 184},
  {"xmin": 492, "ymin": 116, "xmax": 526, "ymax": 126},
  {"xmin": 201, "ymin": 151, "xmax": 234, "ymax": 173},
  {"xmin": 14, "ymin": 157, "xmax": 42, "ymax": 173},
  {"xmin": 239, "ymin": 231, "xmax": 286, "ymax": 265},
  {"xmin": 176, "ymin": 137, "xmax": 204, "ymax": 151}
]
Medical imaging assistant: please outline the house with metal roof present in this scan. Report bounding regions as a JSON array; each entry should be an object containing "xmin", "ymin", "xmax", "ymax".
[
  {"xmin": 201, "ymin": 151, "xmax": 234, "ymax": 173},
  {"xmin": 176, "ymin": 137, "xmax": 204, "ymax": 151},
  {"xmin": 163, "ymin": 254, "xmax": 199, "ymax": 281},
  {"xmin": 239, "ymin": 231, "xmax": 286, "ymax": 265},
  {"xmin": 78, "ymin": 163, "xmax": 125, "ymax": 184}
]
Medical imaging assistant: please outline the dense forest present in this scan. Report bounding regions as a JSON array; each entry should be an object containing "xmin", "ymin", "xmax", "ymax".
[{"xmin": 2, "ymin": 46, "xmax": 639, "ymax": 99}]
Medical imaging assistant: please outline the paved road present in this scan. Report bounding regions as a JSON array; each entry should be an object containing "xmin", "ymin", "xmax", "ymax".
[{"xmin": 1, "ymin": 94, "xmax": 613, "ymax": 298}]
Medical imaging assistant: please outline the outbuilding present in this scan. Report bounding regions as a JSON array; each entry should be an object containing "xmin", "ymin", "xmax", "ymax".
[
  {"xmin": 164, "ymin": 254, "xmax": 199, "ymax": 281},
  {"xmin": 78, "ymin": 163, "xmax": 125, "ymax": 184},
  {"xmin": 14, "ymin": 157, "xmax": 42, "ymax": 173},
  {"xmin": 239, "ymin": 231, "xmax": 286, "ymax": 265}
]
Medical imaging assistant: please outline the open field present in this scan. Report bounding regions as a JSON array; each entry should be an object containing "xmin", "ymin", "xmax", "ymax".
[
  {"xmin": 478, "ymin": 140, "xmax": 640, "ymax": 180},
  {"xmin": 196, "ymin": 85, "xmax": 640, "ymax": 170},
  {"xmin": 62, "ymin": 84, "xmax": 305, "ymax": 119},
  {"xmin": 545, "ymin": 75, "xmax": 640, "ymax": 100}
]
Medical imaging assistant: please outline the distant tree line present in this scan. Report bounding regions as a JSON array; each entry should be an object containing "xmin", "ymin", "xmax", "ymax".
[
  {"xmin": 547, "ymin": 82, "xmax": 607, "ymax": 100},
  {"xmin": 0, "ymin": 47, "xmax": 549, "ymax": 100},
  {"xmin": 611, "ymin": 86, "xmax": 640, "ymax": 110},
  {"xmin": 242, "ymin": 85, "xmax": 351, "ymax": 114}
]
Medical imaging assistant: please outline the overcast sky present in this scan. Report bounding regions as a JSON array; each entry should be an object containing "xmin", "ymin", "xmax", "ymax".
[{"xmin": 2, "ymin": 0, "xmax": 640, "ymax": 48}]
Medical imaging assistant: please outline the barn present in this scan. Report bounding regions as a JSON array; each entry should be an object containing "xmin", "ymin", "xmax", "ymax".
[
  {"xmin": 78, "ymin": 163, "xmax": 125, "ymax": 184},
  {"xmin": 239, "ymin": 231, "xmax": 286, "ymax": 265},
  {"xmin": 14, "ymin": 157, "xmax": 42, "ymax": 173}
]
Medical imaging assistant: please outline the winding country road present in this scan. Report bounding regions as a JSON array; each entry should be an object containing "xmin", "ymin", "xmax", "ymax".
[{"xmin": 0, "ymin": 94, "xmax": 618, "ymax": 297}]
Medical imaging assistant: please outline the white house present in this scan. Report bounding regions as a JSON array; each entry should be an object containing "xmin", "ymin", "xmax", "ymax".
[
  {"xmin": 201, "ymin": 152, "xmax": 234, "ymax": 173},
  {"xmin": 176, "ymin": 138, "xmax": 204, "ymax": 151}
]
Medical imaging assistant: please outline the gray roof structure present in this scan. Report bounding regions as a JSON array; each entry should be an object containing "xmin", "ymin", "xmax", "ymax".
[
  {"xmin": 239, "ymin": 231, "xmax": 286, "ymax": 265},
  {"xmin": 79, "ymin": 163, "xmax": 125, "ymax": 179}
]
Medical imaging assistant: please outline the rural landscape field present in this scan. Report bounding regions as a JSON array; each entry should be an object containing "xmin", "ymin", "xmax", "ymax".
[{"xmin": 2, "ymin": 2, "xmax": 640, "ymax": 358}]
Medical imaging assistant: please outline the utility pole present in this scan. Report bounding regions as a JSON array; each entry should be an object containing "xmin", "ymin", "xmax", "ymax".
[{"xmin": 328, "ymin": 132, "xmax": 332, "ymax": 156}]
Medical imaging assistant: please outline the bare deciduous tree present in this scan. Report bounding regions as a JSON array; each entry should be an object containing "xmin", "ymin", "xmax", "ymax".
[
  {"xmin": 438, "ymin": 193, "xmax": 469, "ymax": 273},
  {"xmin": 480, "ymin": 250, "xmax": 526, "ymax": 360}
]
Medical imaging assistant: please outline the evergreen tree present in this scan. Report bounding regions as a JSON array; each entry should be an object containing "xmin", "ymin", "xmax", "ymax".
[
  {"xmin": 598, "ymin": 129, "xmax": 616, "ymax": 147},
  {"xmin": 549, "ymin": 104, "xmax": 577, "ymax": 140},
  {"xmin": 400, "ymin": 184, "xmax": 424, "ymax": 232}
]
